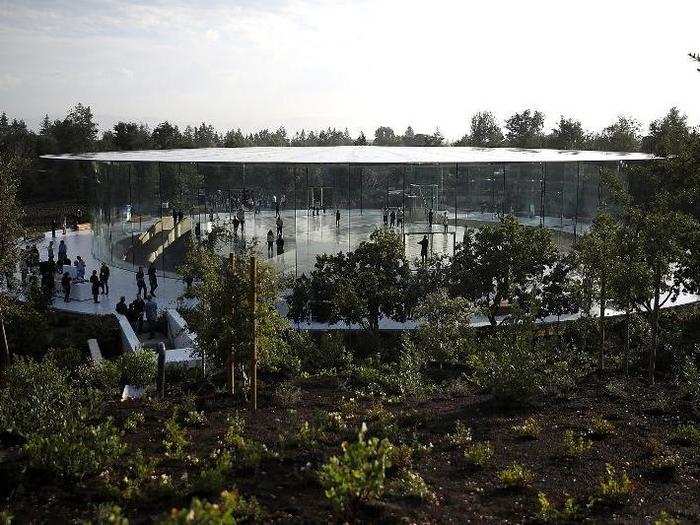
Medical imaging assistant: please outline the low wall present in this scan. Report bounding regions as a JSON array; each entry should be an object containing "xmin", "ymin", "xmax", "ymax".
[
  {"xmin": 115, "ymin": 313, "xmax": 141, "ymax": 352},
  {"xmin": 166, "ymin": 308, "xmax": 197, "ymax": 349}
]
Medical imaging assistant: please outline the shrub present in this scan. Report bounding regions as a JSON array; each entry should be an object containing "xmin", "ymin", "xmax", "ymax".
[
  {"xmin": 649, "ymin": 451, "xmax": 681, "ymax": 477},
  {"xmin": 498, "ymin": 464, "xmax": 534, "ymax": 489},
  {"xmin": 389, "ymin": 470, "xmax": 436, "ymax": 502},
  {"xmin": 389, "ymin": 444, "xmax": 414, "ymax": 472},
  {"xmin": 596, "ymin": 464, "xmax": 632, "ymax": 504},
  {"xmin": 318, "ymin": 424, "xmax": 393, "ymax": 514},
  {"xmin": 669, "ymin": 424, "xmax": 700, "ymax": 446},
  {"xmin": 273, "ymin": 380, "xmax": 302, "ymax": 407},
  {"xmin": 24, "ymin": 418, "xmax": 126, "ymax": 480},
  {"xmin": 116, "ymin": 350, "xmax": 158, "ymax": 388},
  {"xmin": 190, "ymin": 452, "xmax": 233, "ymax": 496},
  {"xmin": 184, "ymin": 410, "xmax": 208, "ymax": 428},
  {"xmin": 562, "ymin": 430, "xmax": 592, "ymax": 459},
  {"xmin": 589, "ymin": 416, "xmax": 615, "ymax": 439},
  {"xmin": 446, "ymin": 421, "xmax": 473, "ymax": 447},
  {"xmin": 511, "ymin": 417, "xmax": 541, "ymax": 440},
  {"xmin": 464, "ymin": 442, "xmax": 493, "ymax": 468},
  {"xmin": 159, "ymin": 490, "xmax": 263, "ymax": 524},
  {"xmin": 123, "ymin": 412, "xmax": 145, "ymax": 433},
  {"xmin": 677, "ymin": 354, "xmax": 700, "ymax": 403},
  {"xmin": 95, "ymin": 504, "xmax": 129, "ymax": 525},
  {"xmin": 45, "ymin": 346, "xmax": 85, "ymax": 374},
  {"xmin": 654, "ymin": 510, "xmax": 680, "ymax": 525},
  {"xmin": 468, "ymin": 332, "xmax": 542, "ymax": 405},
  {"xmin": 0, "ymin": 357, "xmax": 82, "ymax": 438},
  {"xmin": 226, "ymin": 433, "xmax": 274, "ymax": 470},
  {"xmin": 537, "ymin": 492, "xmax": 580, "ymax": 522},
  {"xmin": 224, "ymin": 412, "xmax": 246, "ymax": 441},
  {"xmin": 163, "ymin": 417, "xmax": 189, "ymax": 459}
]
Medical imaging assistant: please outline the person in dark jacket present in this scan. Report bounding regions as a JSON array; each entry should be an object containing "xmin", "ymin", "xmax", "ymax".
[
  {"xmin": 136, "ymin": 266, "xmax": 147, "ymax": 297},
  {"xmin": 145, "ymin": 295, "xmax": 158, "ymax": 339},
  {"xmin": 148, "ymin": 264, "xmax": 158, "ymax": 296},
  {"xmin": 115, "ymin": 296, "xmax": 128, "ymax": 316},
  {"xmin": 418, "ymin": 235, "xmax": 429, "ymax": 264},
  {"xmin": 133, "ymin": 296, "xmax": 145, "ymax": 333},
  {"xmin": 89, "ymin": 269, "xmax": 100, "ymax": 303},
  {"xmin": 99, "ymin": 262, "xmax": 110, "ymax": 294},
  {"xmin": 61, "ymin": 271, "xmax": 72, "ymax": 302}
]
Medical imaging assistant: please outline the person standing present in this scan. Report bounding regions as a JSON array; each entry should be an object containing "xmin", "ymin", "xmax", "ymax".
[
  {"xmin": 390, "ymin": 210, "xmax": 396, "ymax": 227},
  {"xmin": 58, "ymin": 239, "xmax": 67, "ymax": 265},
  {"xmin": 428, "ymin": 208, "xmax": 434, "ymax": 230},
  {"xmin": 134, "ymin": 295, "xmax": 145, "ymax": 333},
  {"xmin": 136, "ymin": 266, "xmax": 147, "ymax": 297},
  {"xmin": 62, "ymin": 216, "xmax": 67, "ymax": 235},
  {"xmin": 51, "ymin": 218, "xmax": 57, "ymax": 238},
  {"xmin": 74, "ymin": 257, "xmax": 84, "ymax": 281},
  {"xmin": 237, "ymin": 207, "xmax": 245, "ymax": 232},
  {"xmin": 115, "ymin": 296, "xmax": 128, "ymax": 316},
  {"xmin": 443, "ymin": 212, "xmax": 449, "ymax": 233},
  {"xmin": 89, "ymin": 269, "xmax": 100, "ymax": 304},
  {"xmin": 397, "ymin": 208, "xmax": 403, "ymax": 228},
  {"xmin": 266, "ymin": 229, "xmax": 275, "ymax": 257},
  {"xmin": 48, "ymin": 241, "xmax": 55, "ymax": 264},
  {"xmin": 383, "ymin": 208, "xmax": 388, "ymax": 226},
  {"xmin": 276, "ymin": 216, "xmax": 283, "ymax": 237},
  {"xmin": 148, "ymin": 264, "xmax": 158, "ymax": 297},
  {"xmin": 145, "ymin": 295, "xmax": 158, "ymax": 339},
  {"xmin": 61, "ymin": 271, "xmax": 72, "ymax": 302},
  {"xmin": 99, "ymin": 262, "xmax": 110, "ymax": 294},
  {"xmin": 172, "ymin": 208, "xmax": 178, "ymax": 225},
  {"xmin": 418, "ymin": 235, "xmax": 429, "ymax": 264},
  {"xmin": 232, "ymin": 215, "xmax": 240, "ymax": 236},
  {"xmin": 276, "ymin": 233, "xmax": 285, "ymax": 255},
  {"xmin": 275, "ymin": 198, "xmax": 280, "ymax": 218},
  {"xmin": 335, "ymin": 209, "xmax": 341, "ymax": 229}
]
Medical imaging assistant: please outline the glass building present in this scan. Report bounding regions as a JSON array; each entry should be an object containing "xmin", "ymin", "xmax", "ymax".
[{"xmin": 42, "ymin": 146, "xmax": 657, "ymax": 278}]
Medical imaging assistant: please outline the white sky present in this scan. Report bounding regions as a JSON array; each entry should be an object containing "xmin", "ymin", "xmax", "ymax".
[{"xmin": 1, "ymin": 0, "xmax": 700, "ymax": 141}]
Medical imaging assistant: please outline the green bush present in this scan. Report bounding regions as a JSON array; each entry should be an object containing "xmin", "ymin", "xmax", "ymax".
[
  {"xmin": 446, "ymin": 421, "xmax": 473, "ymax": 447},
  {"xmin": 511, "ymin": 417, "xmax": 541, "ymax": 439},
  {"xmin": 158, "ymin": 490, "xmax": 263, "ymax": 524},
  {"xmin": 190, "ymin": 452, "xmax": 233, "ymax": 496},
  {"xmin": 0, "ymin": 357, "xmax": 82, "ymax": 438},
  {"xmin": 45, "ymin": 346, "xmax": 85, "ymax": 374},
  {"xmin": 116, "ymin": 350, "xmax": 158, "ymax": 387},
  {"xmin": 464, "ymin": 442, "xmax": 493, "ymax": 468},
  {"xmin": 596, "ymin": 464, "xmax": 632, "ymax": 504},
  {"xmin": 319, "ymin": 424, "xmax": 393, "ymax": 514},
  {"xmin": 562, "ymin": 430, "xmax": 592, "ymax": 459},
  {"xmin": 669, "ymin": 424, "xmax": 700, "ymax": 446},
  {"xmin": 468, "ymin": 331, "xmax": 542, "ymax": 405},
  {"xmin": 589, "ymin": 416, "xmax": 615, "ymax": 439},
  {"xmin": 95, "ymin": 504, "xmax": 129, "ymax": 525},
  {"xmin": 537, "ymin": 492, "xmax": 581, "ymax": 522},
  {"xmin": 23, "ymin": 418, "xmax": 126, "ymax": 480},
  {"xmin": 163, "ymin": 416, "xmax": 189, "ymax": 459},
  {"xmin": 498, "ymin": 464, "xmax": 534, "ymax": 489},
  {"xmin": 389, "ymin": 470, "xmax": 436, "ymax": 502}
]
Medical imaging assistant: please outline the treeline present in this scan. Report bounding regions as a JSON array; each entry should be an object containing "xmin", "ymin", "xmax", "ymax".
[
  {"xmin": 0, "ymin": 104, "xmax": 695, "ymax": 159},
  {"xmin": 0, "ymin": 104, "xmax": 697, "ymax": 210}
]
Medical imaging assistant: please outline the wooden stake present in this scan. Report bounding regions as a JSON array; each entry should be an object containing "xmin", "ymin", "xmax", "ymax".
[
  {"xmin": 249, "ymin": 255, "xmax": 257, "ymax": 410},
  {"xmin": 226, "ymin": 253, "xmax": 235, "ymax": 396}
]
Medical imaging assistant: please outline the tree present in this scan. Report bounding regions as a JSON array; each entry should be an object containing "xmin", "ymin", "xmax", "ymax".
[
  {"xmin": 112, "ymin": 122, "xmax": 151, "ymax": 151},
  {"xmin": 0, "ymin": 157, "xmax": 25, "ymax": 368},
  {"xmin": 373, "ymin": 126, "xmax": 398, "ymax": 146},
  {"xmin": 448, "ymin": 215, "xmax": 558, "ymax": 326},
  {"xmin": 622, "ymin": 202, "xmax": 697, "ymax": 383},
  {"xmin": 50, "ymin": 103, "xmax": 98, "ymax": 153},
  {"xmin": 152, "ymin": 121, "xmax": 184, "ymax": 149},
  {"xmin": 505, "ymin": 109, "xmax": 545, "ymax": 148},
  {"xmin": 574, "ymin": 213, "xmax": 622, "ymax": 375},
  {"xmin": 456, "ymin": 111, "xmax": 504, "ymax": 147},
  {"xmin": 593, "ymin": 116, "xmax": 640, "ymax": 152},
  {"xmin": 178, "ymin": 235, "xmax": 287, "ymax": 391},
  {"xmin": 354, "ymin": 132, "xmax": 368, "ymax": 146},
  {"xmin": 287, "ymin": 229, "xmax": 412, "ymax": 331},
  {"xmin": 401, "ymin": 126, "xmax": 415, "ymax": 146},
  {"xmin": 641, "ymin": 107, "xmax": 691, "ymax": 157},
  {"xmin": 547, "ymin": 116, "xmax": 588, "ymax": 150}
]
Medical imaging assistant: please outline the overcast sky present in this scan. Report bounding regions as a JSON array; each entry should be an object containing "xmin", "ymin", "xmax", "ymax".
[{"xmin": 1, "ymin": 0, "xmax": 700, "ymax": 141}]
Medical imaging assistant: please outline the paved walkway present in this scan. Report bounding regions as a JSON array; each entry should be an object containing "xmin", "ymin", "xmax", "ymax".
[{"xmin": 34, "ymin": 229, "xmax": 186, "ymax": 316}]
